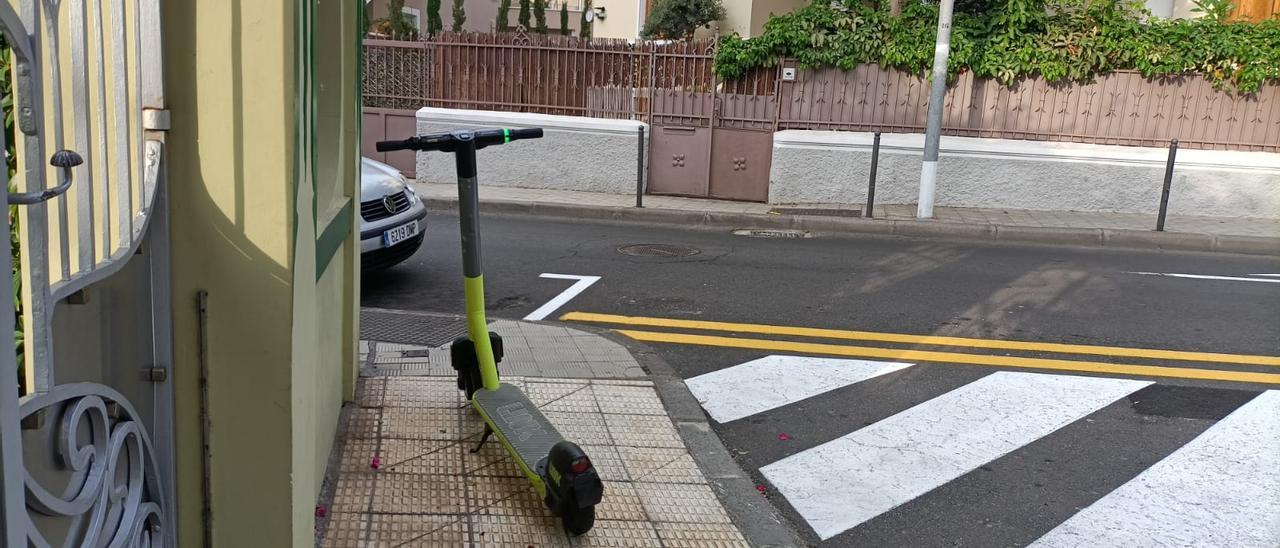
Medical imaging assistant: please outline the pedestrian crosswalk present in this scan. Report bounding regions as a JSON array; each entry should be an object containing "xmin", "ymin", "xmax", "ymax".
[{"xmin": 683, "ymin": 356, "xmax": 1280, "ymax": 546}]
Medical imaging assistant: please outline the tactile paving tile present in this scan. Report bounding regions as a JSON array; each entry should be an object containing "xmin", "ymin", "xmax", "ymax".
[
  {"xmin": 329, "ymin": 473, "xmax": 374, "ymax": 513},
  {"xmin": 632, "ymin": 482, "xmax": 732, "ymax": 524},
  {"xmin": 363, "ymin": 513, "xmax": 469, "ymax": 547},
  {"xmin": 602, "ymin": 414, "xmax": 684, "ymax": 448},
  {"xmin": 319, "ymin": 513, "xmax": 367, "ymax": 547},
  {"xmin": 383, "ymin": 377, "xmax": 462, "ymax": 408},
  {"xmin": 338, "ymin": 438, "xmax": 380, "ymax": 473},
  {"xmin": 470, "ymin": 514, "xmax": 570, "ymax": 547},
  {"xmin": 461, "ymin": 437, "xmax": 528, "ymax": 478},
  {"xmin": 592, "ymin": 481, "xmax": 647, "ymax": 522},
  {"xmin": 371, "ymin": 473, "xmax": 465, "ymax": 514},
  {"xmin": 575, "ymin": 445, "xmax": 629, "ymax": 482},
  {"xmin": 466, "ymin": 475, "xmax": 553, "ymax": 517},
  {"xmin": 592, "ymin": 379, "xmax": 656, "ymax": 387},
  {"xmin": 354, "ymin": 377, "xmax": 385, "ymax": 408},
  {"xmin": 542, "ymin": 411, "xmax": 614, "ymax": 446},
  {"xmin": 381, "ymin": 407, "xmax": 469, "ymax": 441},
  {"xmin": 568, "ymin": 519, "xmax": 662, "ymax": 547},
  {"xmin": 347, "ymin": 408, "xmax": 381, "ymax": 439},
  {"xmin": 616, "ymin": 446, "xmax": 706, "ymax": 484},
  {"xmin": 536, "ymin": 385, "xmax": 600, "ymax": 415},
  {"xmin": 378, "ymin": 438, "xmax": 463, "ymax": 475},
  {"xmin": 592, "ymin": 384, "xmax": 667, "ymax": 416},
  {"xmin": 525, "ymin": 380, "xmax": 592, "ymax": 408},
  {"xmin": 653, "ymin": 522, "xmax": 751, "ymax": 547}
]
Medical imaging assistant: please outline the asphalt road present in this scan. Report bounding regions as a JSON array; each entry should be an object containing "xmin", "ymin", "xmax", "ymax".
[{"xmin": 363, "ymin": 211, "xmax": 1280, "ymax": 547}]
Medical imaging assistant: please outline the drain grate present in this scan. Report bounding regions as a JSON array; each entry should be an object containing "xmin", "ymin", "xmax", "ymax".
[
  {"xmin": 617, "ymin": 243, "xmax": 702, "ymax": 257},
  {"xmin": 360, "ymin": 308, "xmax": 469, "ymax": 346},
  {"xmin": 732, "ymin": 228, "xmax": 812, "ymax": 239}
]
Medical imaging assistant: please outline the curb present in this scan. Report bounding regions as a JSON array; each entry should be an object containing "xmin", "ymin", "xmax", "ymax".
[
  {"xmin": 426, "ymin": 196, "xmax": 1280, "ymax": 257},
  {"xmin": 592, "ymin": 329, "xmax": 809, "ymax": 548}
]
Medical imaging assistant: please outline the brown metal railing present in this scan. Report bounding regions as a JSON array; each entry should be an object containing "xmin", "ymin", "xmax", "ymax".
[
  {"xmin": 778, "ymin": 65, "xmax": 1280, "ymax": 152},
  {"xmin": 362, "ymin": 33, "xmax": 1279, "ymax": 152}
]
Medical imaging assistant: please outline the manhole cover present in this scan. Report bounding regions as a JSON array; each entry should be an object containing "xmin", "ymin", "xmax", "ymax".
[
  {"xmin": 617, "ymin": 243, "xmax": 701, "ymax": 257},
  {"xmin": 732, "ymin": 229, "xmax": 812, "ymax": 239}
]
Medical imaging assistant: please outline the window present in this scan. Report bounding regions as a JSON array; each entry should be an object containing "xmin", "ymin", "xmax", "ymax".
[{"xmin": 401, "ymin": 6, "xmax": 422, "ymax": 31}]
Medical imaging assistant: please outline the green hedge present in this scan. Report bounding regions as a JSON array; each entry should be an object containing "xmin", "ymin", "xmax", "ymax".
[{"xmin": 714, "ymin": 0, "xmax": 1280, "ymax": 92}]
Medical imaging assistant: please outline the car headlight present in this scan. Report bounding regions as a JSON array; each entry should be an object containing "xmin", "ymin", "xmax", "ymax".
[{"xmin": 404, "ymin": 187, "xmax": 419, "ymax": 204}]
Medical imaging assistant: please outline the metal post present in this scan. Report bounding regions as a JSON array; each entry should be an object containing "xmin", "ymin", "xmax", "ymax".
[
  {"xmin": 916, "ymin": 0, "xmax": 955, "ymax": 219},
  {"xmin": 1156, "ymin": 138, "xmax": 1178, "ymax": 232},
  {"xmin": 636, "ymin": 125, "xmax": 645, "ymax": 208},
  {"xmin": 867, "ymin": 132, "xmax": 881, "ymax": 218}
]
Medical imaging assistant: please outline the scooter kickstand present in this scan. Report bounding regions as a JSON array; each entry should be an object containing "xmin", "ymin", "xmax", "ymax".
[{"xmin": 470, "ymin": 426, "xmax": 493, "ymax": 454}]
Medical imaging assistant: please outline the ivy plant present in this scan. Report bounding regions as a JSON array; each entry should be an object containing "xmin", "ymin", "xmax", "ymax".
[{"xmin": 714, "ymin": 0, "xmax": 1280, "ymax": 92}]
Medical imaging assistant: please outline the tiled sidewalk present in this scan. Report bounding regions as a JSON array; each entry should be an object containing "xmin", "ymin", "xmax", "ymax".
[
  {"xmin": 415, "ymin": 182, "xmax": 1280, "ymax": 239},
  {"xmin": 321, "ymin": 376, "xmax": 748, "ymax": 547}
]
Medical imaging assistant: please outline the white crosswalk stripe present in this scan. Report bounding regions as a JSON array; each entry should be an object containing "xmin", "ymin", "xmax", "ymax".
[
  {"xmin": 684, "ymin": 355, "xmax": 913, "ymax": 423},
  {"xmin": 758, "ymin": 372, "xmax": 1151, "ymax": 540},
  {"xmin": 1030, "ymin": 390, "xmax": 1280, "ymax": 548}
]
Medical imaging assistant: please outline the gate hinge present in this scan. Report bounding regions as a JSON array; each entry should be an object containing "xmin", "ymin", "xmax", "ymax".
[
  {"xmin": 145, "ymin": 367, "xmax": 168, "ymax": 382},
  {"xmin": 143, "ymin": 108, "xmax": 171, "ymax": 131}
]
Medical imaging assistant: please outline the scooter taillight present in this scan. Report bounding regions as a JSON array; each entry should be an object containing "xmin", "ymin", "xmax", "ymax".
[{"xmin": 570, "ymin": 457, "xmax": 592, "ymax": 474}]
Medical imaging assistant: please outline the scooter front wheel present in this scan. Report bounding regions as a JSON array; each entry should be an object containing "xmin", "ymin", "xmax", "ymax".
[{"xmin": 561, "ymin": 504, "xmax": 595, "ymax": 536}]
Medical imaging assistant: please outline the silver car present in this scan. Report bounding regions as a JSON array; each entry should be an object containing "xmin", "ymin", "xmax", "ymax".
[{"xmin": 360, "ymin": 157, "xmax": 427, "ymax": 270}]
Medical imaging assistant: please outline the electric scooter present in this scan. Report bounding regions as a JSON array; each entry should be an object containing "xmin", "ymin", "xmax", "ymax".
[{"xmin": 376, "ymin": 128, "xmax": 604, "ymax": 535}]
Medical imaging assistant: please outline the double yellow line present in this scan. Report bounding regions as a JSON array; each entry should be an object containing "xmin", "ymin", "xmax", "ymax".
[{"xmin": 561, "ymin": 312, "xmax": 1280, "ymax": 385}]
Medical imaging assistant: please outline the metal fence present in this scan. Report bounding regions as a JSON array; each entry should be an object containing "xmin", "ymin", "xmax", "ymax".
[
  {"xmin": 362, "ymin": 33, "xmax": 1279, "ymax": 153},
  {"xmin": 779, "ymin": 64, "xmax": 1280, "ymax": 152}
]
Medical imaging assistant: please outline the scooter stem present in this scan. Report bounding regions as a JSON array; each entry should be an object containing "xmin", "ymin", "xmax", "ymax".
[{"xmin": 455, "ymin": 138, "xmax": 500, "ymax": 392}]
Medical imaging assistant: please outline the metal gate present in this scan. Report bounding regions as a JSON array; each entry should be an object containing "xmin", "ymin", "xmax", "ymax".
[
  {"xmin": 0, "ymin": 0, "xmax": 173, "ymax": 546},
  {"xmin": 647, "ymin": 41, "xmax": 777, "ymax": 202}
]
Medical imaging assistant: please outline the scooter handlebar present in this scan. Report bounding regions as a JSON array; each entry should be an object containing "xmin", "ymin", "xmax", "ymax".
[{"xmin": 375, "ymin": 128, "xmax": 543, "ymax": 153}]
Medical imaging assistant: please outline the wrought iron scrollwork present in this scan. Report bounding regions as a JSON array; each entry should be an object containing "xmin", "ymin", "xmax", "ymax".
[{"xmin": 20, "ymin": 383, "xmax": 166, "ymax": 547}]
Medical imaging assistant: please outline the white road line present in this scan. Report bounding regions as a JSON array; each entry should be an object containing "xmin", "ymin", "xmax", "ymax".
[
  {"xmin": 1031, "ymin": 390, "xmax": 1280, "ymax": 548},
  {"xmin": 684, "ymin": 356, "xmax": 913, "ymax": 424},
  {"xmin": 1250, "ymin": 273, "xmax": 1280, "ymax": 278},
  {"xmin": 523, "ymin": 274, "xmax": 602, "ymax": 321},
  {"xmin": 761, "ymin": 372, "xmax": 1151, "ymax": 540},
  {"xmin": 1126, "ymin": 271, "xmax": 1280, "ymax": 284}
]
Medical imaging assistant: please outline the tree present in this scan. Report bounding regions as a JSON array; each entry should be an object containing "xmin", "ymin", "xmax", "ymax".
[
  {"xmin": 518, "ymin": 0, "xmax": 531, "ymax": 29},
  {"xmin": 427, "ymin": 0, "xmax": 444, "ymax": 34},
  {"xmin": 452, "ymin": 0, "xmax": 466, "ymax": 31},
  {"xmin": 641, "ymin": 0, "xmax": 725, "ymax": 39},
  {"xmin": 533, "ymin": 0, "xmax": 549, "ymax": 33},
  {"xmin": 889, "ymin": 0, "xmax": 901, "ymax": 16},
  {"xmin": 375, "ymin": 0, "xmax": 419, "ymax": 39},
  {"xmin": 579, "ymin": 0, "xmax": 593, "ymax": 38},
  {"xmin": 497, "ymin": 0, "xmax": 512, "ymax": 30},
  {"xmin": 560, "ymin": 3, "xmax": 570, "ymax": 35}
]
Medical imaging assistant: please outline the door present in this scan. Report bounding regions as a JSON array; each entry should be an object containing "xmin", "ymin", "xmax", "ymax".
[{"xmin": 646, "ymin": 41, "xmax": 776, "ymax": 202}]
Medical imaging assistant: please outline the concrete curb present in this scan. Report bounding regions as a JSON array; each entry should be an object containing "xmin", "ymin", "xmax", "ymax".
[
  {"xmin": 591, "ymin": 329, "xmax": 808, "ymax": 548},
  {"xmin": 426, "ymin": 196, "xmax": 1280, "ymax": 256}
]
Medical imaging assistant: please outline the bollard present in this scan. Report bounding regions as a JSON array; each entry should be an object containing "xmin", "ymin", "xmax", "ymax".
[
  {"xmin": 1156, "ymin": 138, "xmax": 1178, "ymax": 232},
  {"xmin": 636, "ymin": 125, "xmax": 646, "ymax": 208},
  {"xmin": 866, "ymin": 132, "xmax": 881, "ymax": 218}
]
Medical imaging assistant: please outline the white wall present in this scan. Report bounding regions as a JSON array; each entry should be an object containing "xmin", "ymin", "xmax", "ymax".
[
  {"xmin": 769, "ymin": 131, "xmax": 1280, "ymax": 219},
  {"xmin": 416, "ymin": 108, "xmax": 646, "ymax": 193}
]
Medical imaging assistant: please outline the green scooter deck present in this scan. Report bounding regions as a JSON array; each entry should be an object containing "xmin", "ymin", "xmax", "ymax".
[{"xmin": 473, "ymin": 383, "xmax": 565, "ymax": 481}]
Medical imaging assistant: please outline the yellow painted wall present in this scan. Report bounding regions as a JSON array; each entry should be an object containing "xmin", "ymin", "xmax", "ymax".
[
  {"xmin": 162, "ymin": 0, "xmax": 357, "ymax": 546},
  {"xmin": 592, "ymin": 0, "xmax": 643, "ymax": 38}
]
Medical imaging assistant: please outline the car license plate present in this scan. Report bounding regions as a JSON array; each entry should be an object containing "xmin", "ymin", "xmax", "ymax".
[{"xmin": 383, "ymin": 220, "xmax": 420, "ymax": 247}]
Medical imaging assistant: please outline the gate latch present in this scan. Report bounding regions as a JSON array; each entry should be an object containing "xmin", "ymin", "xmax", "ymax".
[{"xmin": 145, "ymin": 367, "xmax": 168, "ymax": 383}]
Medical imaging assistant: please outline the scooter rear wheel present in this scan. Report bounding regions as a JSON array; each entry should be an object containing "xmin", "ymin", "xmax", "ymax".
[{"xmin": 561, "ymin": 504, "xmax": 595, "ymax": 536}]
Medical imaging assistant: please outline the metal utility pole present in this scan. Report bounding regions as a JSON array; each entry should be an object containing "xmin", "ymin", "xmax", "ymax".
[{"xmin": 917, "ymin": 0, "xmax": 955, "ymax": 219}]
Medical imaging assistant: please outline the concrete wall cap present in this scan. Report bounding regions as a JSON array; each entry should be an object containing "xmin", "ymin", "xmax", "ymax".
[
  {"xmin": 416, "ymin": 107, "xmax": 647, "ymax": 135},
  {"xmin": 773, "ymin": 130, "xmax": 1280, "ymax": 173}
]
